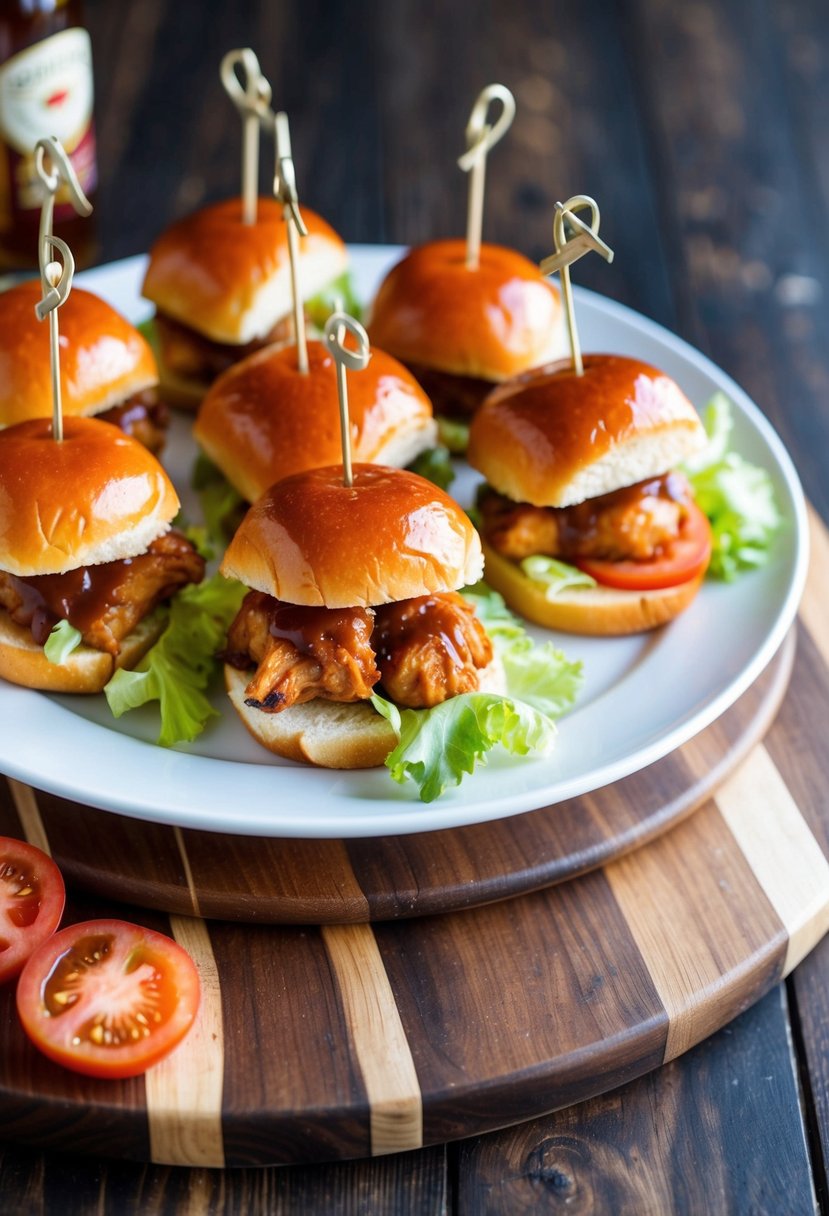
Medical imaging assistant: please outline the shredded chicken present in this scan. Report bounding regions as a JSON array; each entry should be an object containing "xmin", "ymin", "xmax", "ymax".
[
  {"xmin": 224, "ymin": 592, "xmax": 379, "ymax": 711},
  {"xmin": 406, "ymin": 363, "xmax": 494, "ymax": 421},
  {"xmin": 99, "ymin": 388, "xmax": 170, "ymax": 455},
  {"xmin": 155, "ymin": 312, "xmax": 296, "ymax": 381},
  {"xmin": 373, "ymin": 592, "xmax": 492, "ymax": 708},
  {"xmin": 480, "ymin": 474, "xmax": 693, "ymax": 563},
  {"xmin": 0, "ymin": 531, "xmax": 205, "ymax": 655}
]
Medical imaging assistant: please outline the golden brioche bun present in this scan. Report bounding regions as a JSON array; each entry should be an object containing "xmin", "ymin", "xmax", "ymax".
[
  {"xmin": 480, "ymin": 539, "xmax": 705, "ymax": 635},
  {"xmin": 194, "ymin": 340, "xmax": 438, "ymax": 502},
  {"xmin": 0, "ymin": 609, "xmax": 166, "ymax": 693},
  {"xmin": 142, "ymin": 198, "xmax": 348, "ymax": 345},
  {"xmin": 225, "ymin": 653, "xmax": 505, "ymax": 768},
  {"xmin": 0, "ymin": 283, "xmax": 157, "ymax": 427},
  {"xmin": 468, "ymin": 354, "xmax": 708, "ymax": 508},
  {"xmin": 220, "ymin": 464, "xmax": 483, "ymax": 607},
  {"xmin": 368, "ymin": 239, "xmax": 565, "ymax": 381},
  {"xmin": 0, "ymin": 417, "xmax": 179, "ymax": 576}
]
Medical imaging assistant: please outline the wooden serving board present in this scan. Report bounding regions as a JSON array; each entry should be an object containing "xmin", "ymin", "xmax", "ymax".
[
  {"xmin": 5, "ymin": 640, "xmax": 792, "ymax": 925},
  {"xmin": 0, "ymin": 509, "xmax": 825, "ymax": 1168}
]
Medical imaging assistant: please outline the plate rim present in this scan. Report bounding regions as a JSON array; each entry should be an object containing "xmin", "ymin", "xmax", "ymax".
[{"xmin": 0, "ymin": 248, "xmax": 810, "ymax": 838}]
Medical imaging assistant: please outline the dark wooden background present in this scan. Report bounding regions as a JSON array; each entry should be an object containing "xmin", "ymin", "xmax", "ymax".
[{"xmin": 2, "ymin": 1, "xmax": 827, "ymax": 1212}]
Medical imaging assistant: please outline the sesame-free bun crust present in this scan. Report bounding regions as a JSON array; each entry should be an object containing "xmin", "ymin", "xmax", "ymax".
[
  {"xmin": 194, "ymin": 340, "xmax": 438, "ymax": 502},
  {"xmin": 0, "ymin": 417, "xmax": 179, "ymax": 576},
  {"xmin": 0, "ymin": 283, "xmax": 157, "ymax": 427},
  {"xmin": 0, "ymin": 610, "xmax": 166, "ymax": 693},
  {"xmin": 225, "ymin": 653, "xmax": 505, "ymax": 768},
  {"xmin": 220, "ymin": 464, "xmax": 484, "ymax": 607},
  {"xmin": 143, "ymin": 198, "xmax": 347, "ymax": 345},
  {"xmin": 481, "ymin": 539, "xmax": 705, "ymax": 635},
  {"xmin": 468, "ymin": 354, "xmax": 708, "ymax": 508},
  {"xmin": 368, "ymin": 239, "xmax": 565, "ymax": 381}
]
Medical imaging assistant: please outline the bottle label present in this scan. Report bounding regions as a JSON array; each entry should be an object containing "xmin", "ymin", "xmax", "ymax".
[{"xmin": 0, "ymin": 28, "xmax": 97, "ymax": 217}]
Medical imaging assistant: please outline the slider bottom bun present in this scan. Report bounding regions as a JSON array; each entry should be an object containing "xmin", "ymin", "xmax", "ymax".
[
  {"xmin": 225, "ymin": 655, "xmax": 507, "ymax": 770},
  {"xmin": 0, "ymin": 610, "xmax": 167, "ymax": 694},
  {"xmin": 481, "ymin": 540, "xmax": 705, "ymax": 636}
]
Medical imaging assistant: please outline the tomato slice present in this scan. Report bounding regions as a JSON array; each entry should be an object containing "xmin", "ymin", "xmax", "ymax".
[
  {"xmin": 0, "ymin": 836, "xmax": 65, "ymax": 984},
  {"xmin": 575, "ymin": 501, "xmax": 713, "ymax": 591},
  {"xmin": 16, "ymin": 919, "xmax": 200, "ymax": 1079}
]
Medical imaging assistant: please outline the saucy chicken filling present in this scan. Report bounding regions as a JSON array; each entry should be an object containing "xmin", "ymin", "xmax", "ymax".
[
  {"xmin": 479, "ymin": 472, "xmax": 694, "ymax": 563},
  {"xmin": 98, "ymin": 387, "xmax": 169, "ymax": 455},
  {"xmin": 0, "ymin": 531, "xmax": 205, "ymax": 655},
  {"xmin": 224, "ymin": 589, "xmax": 493, "ymax": 712},
  {"xmin": 406, "ymin": 364, "xmax": 495, "ymax": 421},
  {"xmin": 155, "ymin": 312, "xmax": 296, "ymax": 382}
]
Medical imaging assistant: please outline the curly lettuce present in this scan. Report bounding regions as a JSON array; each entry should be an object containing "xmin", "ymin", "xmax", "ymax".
[
  {"xmin": 104, "ymin": 574, "xmax": 246, "ymax": 747},
  {"xmin": 371, "ymin": 585, "xmax": 582, "ymax": 801},
  {"xmin": 44, "ymin": 620, "xmax": 83, "ymax": 665},
  {"xmin": 191, "ymin": 452, "xmax": 246, "ymax": 548},
  {"xmin": 406, "ymin": 446, "xmax": 456, "ymax": 491},
  {"xmin": 683, "ymin": 393, "xmax": 782, "ymax": 580},
  {"xmin": 519, "ymin": 556, "xmax": 597, "ymax": 600},
  {"xmin": 305, "ymin": 271, "xmax": 363, "ymax": 328}
]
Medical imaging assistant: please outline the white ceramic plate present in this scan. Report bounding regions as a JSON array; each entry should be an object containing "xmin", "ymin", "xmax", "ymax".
[{"xmin": 0, "ymin": 247, "xmax": 809, "ymax": 837}]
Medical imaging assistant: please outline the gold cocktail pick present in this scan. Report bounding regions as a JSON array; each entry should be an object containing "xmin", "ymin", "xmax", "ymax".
[
  {"xmin": 274, "ymin": 110, "xmax": 310, "ymax": 374},
  {"xmin": 539, "ymin": 195, "xmax": 614, "ymax": 376},
  {"xmin": 34, "ymin": 136, "xmax": 92, "ymax": 294},
  {"xmin": 220, "ymin": 48, "xmax": 274, "ymax": 226},
  {"xmin": 35, "ymin": 234, "xmax": 75, "ymax": 443},
  {"xmin": 457, "ymin": 84, "xmax": 516, "ymax": 271},
  {"xmin": 323, "ymin": 312, "xmax": 371, "ymax": 488}
]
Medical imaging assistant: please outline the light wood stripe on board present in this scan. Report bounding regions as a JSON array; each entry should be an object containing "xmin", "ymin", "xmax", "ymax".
[
  {"xmin": 801, "ymin": 505, "xmax": 829, "ymax": 666},
  {"xmin": 7, "ymin": 781, "xmax": 50, "ymax": 856},
  {"xmin": 715, "ymin": 744, "xmax": 829, "ymax": 974},
  {"xmin": 145, "ymin": 915, "xmax": 225, "ymax": 1167},
  {"xmin": 321, "ymin": 923, "xmax": 423, "ymax": 1155},
  {"xmin": 172, "ymin": 826, "xmax": 202, "ymax": 918}
]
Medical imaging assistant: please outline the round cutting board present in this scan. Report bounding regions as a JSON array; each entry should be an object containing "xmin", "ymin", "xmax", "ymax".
[{"xmin": 4, "ymin": 637, "xmax": 792, "ymax": 924}]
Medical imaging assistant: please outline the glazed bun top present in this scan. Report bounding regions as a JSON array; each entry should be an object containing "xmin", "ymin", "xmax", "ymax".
[
  {"xmin": 0, "ymin": 417, "xmax": 179, "ymax": 576},
  {"xmin": 367, "ymin": 239, "xmax": 565, "ymax": 381},
  {"xmin": 142, "ymin": 198, "xmax": 348, "ymax": 345},
  {"xmin": 194, "ymin": 340, "xmax": 438, "ymax": 503},
  {"xmin": 467, "ymin": 354, "xmax": 708, "ymax": 508},
  {"xmin": 0, "ymin": 282, "xmax": 157, "ymax": 428},
  {"xmin": 220, "ymin": 464, "xmax": 484, "ymax": 607}
]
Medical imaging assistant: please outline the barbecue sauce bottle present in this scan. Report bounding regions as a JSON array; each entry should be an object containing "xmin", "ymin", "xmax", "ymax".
[{"xmin": 0, "ymin": 0, "xmax": 97, "ymax": 270}]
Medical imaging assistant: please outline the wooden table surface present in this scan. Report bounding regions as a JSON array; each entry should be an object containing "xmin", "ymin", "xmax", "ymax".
[{"xmin": 3, "ymin": 1, "xmax": 828, "ymax": 1212}]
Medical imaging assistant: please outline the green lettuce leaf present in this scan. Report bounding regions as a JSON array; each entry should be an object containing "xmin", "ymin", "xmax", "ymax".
[
  {"xmin": 44, "ymin": 620, "xmax": 83, "ymax": 665},
  {"xmin": 104, "ymin": 574, "xmax": 247, "ymax": 747},
  {"xmin": 682, "ymin": 393, "xmax": 782, "ymax": 580},
  {"xmin": 406, "ymin": 446, "xmax": 455, "ymax": 490},
  {"xmin": 191, "ymin": 452, "xmax": 246, "ymax": 548},
  {"xmin": 305, "ymin": 271, "xmax": 363, "ymax": 328},
  {"xmin": 519, "ymin": 555, "xmax": 597, "ymax": 600},
  {"xmin": 461, "ymin": 583, "xmax": 584, "ymax": 718},
  {"xmin": 436, "ymin": 416, "xmax": 470, "ymax": 454},
  {"xmin": 371, "ymin": 583, "xmax": 582, "ymax": 800},
  {"xmin": 372, "ymin": 691, "xmax": 557, "ymax": 803}
]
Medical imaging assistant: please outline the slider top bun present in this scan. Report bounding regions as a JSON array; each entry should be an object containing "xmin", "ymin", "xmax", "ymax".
[
  {"xmin": 467, "ymin": 354, "xmax": 708, "ymax": 508},
  {"xmin": 194, "ymin": 340, "xmax": 438, "ymax": 503},
  {"xmin": 0, "ymin": 416, "xmax": 179, "ymax": 577},
  {"xmin": 142, "ymin": 198, "xmax": 348, "ymax": 346},
  {"xmin": 368, "ymin": 239, "xmax": 564, "ymax": 381},
  {"xmin": 0, "ymin": 283, "xmax": 157, "ymax": 428},
  {"xmin": 220, "ymin": 464, "xmax": 483, "ymax": 608}
]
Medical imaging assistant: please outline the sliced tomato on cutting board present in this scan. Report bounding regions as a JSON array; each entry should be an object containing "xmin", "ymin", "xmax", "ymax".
[{"xmin": 0, "ymin": 836, "xmax": 65, "ymax": 984}]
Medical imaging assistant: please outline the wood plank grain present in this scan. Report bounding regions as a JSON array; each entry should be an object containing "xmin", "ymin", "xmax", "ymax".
[
  {"xmin": 604, "ymin": 801, "xmax": 785, "ymax": 1061},
  {"xmin": 791, "ymin": 935, "xmax": 829, "ymax": 1207},
  {"xmin": 454, "ymin": 985, "xmax": 817, "ymax": 1215}
]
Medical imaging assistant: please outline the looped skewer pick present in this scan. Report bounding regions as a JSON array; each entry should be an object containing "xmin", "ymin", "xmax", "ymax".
[
  {"xmin": 35, "ymin": 136, "xmax": 92, "ymax": 294},
  {"xmin": 539, "ymin": 195, "xmax": 614, "ymax": 376},
  {"xmin": 323, "ymin": 312, "xmax": 371, "ymax": 489},
  {"xmin": 220, "ymin": 48, "xmax": 274, "ymax": 226},
  {"xmin": 457, "ymin": 84, "xmax": 516, "ymax": 271},
  {"xmin": 35, "ymin": 234, "xmax": 75, "ymax": 443},
  {"xmin": 274, "ymin": 111, "xmax": 310, "ymax": 374}
]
